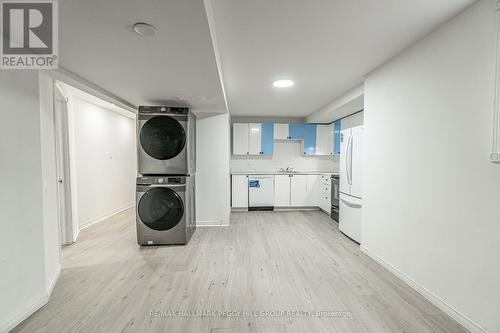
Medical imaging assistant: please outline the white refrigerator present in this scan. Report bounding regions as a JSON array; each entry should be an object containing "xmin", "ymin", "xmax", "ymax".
[{"xmin": 339, "ymin": 125, "xmax": 363, "ymax": 243}]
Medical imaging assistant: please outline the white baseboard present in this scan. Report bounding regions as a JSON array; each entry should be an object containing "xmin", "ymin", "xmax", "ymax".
[
  {"xmin": 73, "ymin": 228, "xmax": 80, "ymax": 243},
  {"xmin": 360, "ymin": 246, "xmax": 487, "ymax": 333},
  {"xmin": 80, "ymin": 204, "xmax": 135, "ymax": 231},
  {"xmin": 0, "ymin": 294, "xmax": 48, "ymax": 333},
  {"xmin": 196, "ymin": 220, "xmax": 229, "ymax": 227},
  {"xmin": 1, "ymin": 263, "xmax": 62, "ymax": 332},
  {"xmin": 46, "ymin": 264, "xmax": 61, "ymax": 297}
]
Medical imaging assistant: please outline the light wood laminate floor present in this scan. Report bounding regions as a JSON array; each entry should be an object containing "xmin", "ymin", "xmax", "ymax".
[{"xmin": 13, "ymin": 209, "xmax": 466, "ymax": 333}]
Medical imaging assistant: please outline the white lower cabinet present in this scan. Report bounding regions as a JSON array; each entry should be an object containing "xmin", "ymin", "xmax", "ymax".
[
  {"xmin": 274, "ymin": 175, "xmax": 291, "ymax": 206},
  {"xmin": 319, "ymin": 175, "xmax": 331, "ymax": 212},
  {"xmin": 231, "ymin": 175, "xmax": 248, "ymax": 208},
  {"xmin": 232, "ymin": 173, "xmax": 333, "ymax": 211},
  {"xmin": 306, "ymin": 175, "xmax": 319, "ymax": 206},
  {"xmin": 290, "ymin": 175, "xmax": 308, "ymax": 206}
]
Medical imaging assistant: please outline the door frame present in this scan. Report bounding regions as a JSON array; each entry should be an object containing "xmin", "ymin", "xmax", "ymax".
[{"xmin": 53, "ymin": 82, "xmax": 75, "ymax": 245}]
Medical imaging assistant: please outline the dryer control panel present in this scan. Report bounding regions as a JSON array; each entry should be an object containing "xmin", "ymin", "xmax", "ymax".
[
  {"xmin": 138, "ymin": 106, "xmax": 189, "ymax": 115},
  {"xmin": 137, "ymin": 176, "xmax": 186, "ymax": 185}
]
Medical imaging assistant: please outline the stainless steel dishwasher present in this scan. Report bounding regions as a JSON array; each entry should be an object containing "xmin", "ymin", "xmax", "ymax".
[{"xmin": 248, "ymin": 175, "xmax": 275, "ymax": 211}]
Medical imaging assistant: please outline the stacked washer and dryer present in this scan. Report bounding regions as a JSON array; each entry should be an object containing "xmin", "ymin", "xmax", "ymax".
[{"xmin": 136, "ymin": 106, "xmax": 196, "ymax": 245}]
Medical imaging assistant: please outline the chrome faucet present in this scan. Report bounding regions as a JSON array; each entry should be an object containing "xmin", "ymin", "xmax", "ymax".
[{"xmin": 278, "ymin": 167, "xmax": 294, "ymax": 173}]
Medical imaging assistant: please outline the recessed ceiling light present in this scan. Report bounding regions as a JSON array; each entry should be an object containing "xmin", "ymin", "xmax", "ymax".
[
  {"xmin": 133, "ymin": 23, "xmax": 157, "ymax": 37},
  {"xmin": 273, "ymin": 79, "xmax": 294, "ymax": 88}
]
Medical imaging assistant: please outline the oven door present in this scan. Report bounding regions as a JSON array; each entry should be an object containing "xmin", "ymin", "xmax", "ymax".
[{"xmin": 331, "ymin": 175, "xmax": 340, "ymax": 221}]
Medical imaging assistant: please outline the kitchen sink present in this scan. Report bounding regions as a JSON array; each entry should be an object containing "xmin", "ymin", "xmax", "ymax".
[{"xmin": 277, "ymin": 170, "xmax": 301, "ymax": 174}]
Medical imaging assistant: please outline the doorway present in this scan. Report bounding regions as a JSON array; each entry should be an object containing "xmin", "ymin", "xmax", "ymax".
[{"xmin": 51, "ymin": 79, "xmax": 137, "ymax": 245}]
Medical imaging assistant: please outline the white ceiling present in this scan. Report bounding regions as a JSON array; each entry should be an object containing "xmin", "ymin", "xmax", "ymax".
[
  {"xmin": 209, "ymin": 0, "xmax": 476, "ymax": 117},
  {"xmin": 59, "ymin": 0, "xmax": 226, "ymax": 112},
  {"xmin": 59, "ymin": 0, "xmax": 476, "ymax": 117}
]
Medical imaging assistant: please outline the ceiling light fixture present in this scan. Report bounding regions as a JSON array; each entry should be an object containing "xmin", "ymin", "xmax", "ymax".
[
  {"xmin": 273, "ymin": 79, "xmax": 294, "ymax": 88},
  {"xmin": 133, "ymin": 23, "xmax": 157, "ymax": 37}
]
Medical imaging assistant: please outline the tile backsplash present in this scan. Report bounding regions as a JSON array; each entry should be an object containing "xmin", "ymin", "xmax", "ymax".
[{"xmin": 230, "ymin": 141, "xmax": 339, "ymax": 172}]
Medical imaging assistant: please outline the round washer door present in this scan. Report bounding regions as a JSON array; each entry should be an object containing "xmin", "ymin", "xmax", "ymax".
[
  {"xmin": 138, "ymin": 187, "xmax": 184, "ymax": 231},
  {"xmin": 140, "ymin": 116, "xmax": 186, "ymax": 160}
]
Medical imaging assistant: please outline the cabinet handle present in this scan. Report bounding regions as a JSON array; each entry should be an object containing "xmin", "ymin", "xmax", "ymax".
[{"xmin": 246, "ymin": 152, "xmax": 249, "ymax": 155}]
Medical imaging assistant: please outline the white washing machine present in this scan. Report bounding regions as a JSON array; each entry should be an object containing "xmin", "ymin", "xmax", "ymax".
[
  {"xmin": 136, "ymin": 175, "xmax": 195, "ymax": 245},
  {"xmin": 137, "ymin": 106, "xmax": 196, "ymax": 175}
]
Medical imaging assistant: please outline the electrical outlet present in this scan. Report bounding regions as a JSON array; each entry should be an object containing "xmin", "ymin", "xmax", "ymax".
[{"xmin": 490, "ymin": 152, "xmax": 500, "ymax": 163}]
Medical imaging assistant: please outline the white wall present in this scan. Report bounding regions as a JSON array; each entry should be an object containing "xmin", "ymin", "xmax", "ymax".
[
  {"xmin": 340, "ymin": 112, "xmax": 364, "ymax": 130},
  {"xmin": 39, "ymin": 73, "xmax": 61, "ymax": 293},
  {"xmin": 307, "ymin": 84, "xmax": 364, "ymax": 123},
  {"xmin": 196, "ymin": 113, "xmax": 231, "ymax": 226},
  {"xmin": 362, "ymin": 1, "xmax": 499, "ymax": 332},
  {"xmin": 0, "ymin": 72, "xmax": 48, "ymax": 332},
  {"xmin": 70, "ymin": 98, "xmax": 136, "ymax": 229},
  {"xmin": 0, "ymin": 72, "xmax": 136, "ymax": 331}
]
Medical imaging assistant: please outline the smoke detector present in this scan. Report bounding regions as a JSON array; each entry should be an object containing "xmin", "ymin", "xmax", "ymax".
[{"xmin": 133, "ymin": 23, "xmax": 157, "ymax": 37}]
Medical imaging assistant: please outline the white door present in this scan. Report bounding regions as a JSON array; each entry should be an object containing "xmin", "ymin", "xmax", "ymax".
[
  {"xmin": 306, "ymin": 175, "xmax": 319, "ymax": 206},
  {"xmin": 339, "ymin": 193, "xmax": 362, "ymax": 243},
  {"xmin": 233, "ymin": 123, "xmax": 249, "ymax": 155},
  {"xmin": 350, "ymin": 126, "xmax": 364, "ymax": 198},
  {"xmin": 231, "ymin": 175, "xmax": 248, "ymax": 208},
  {"xmin": 274, "ymin": 175, "xmax": 291, "ymax": 207},
  {"xmin": 290, "ymin": 175, "xmax": 308, "ymax": 206},
  {"xmin": 339, "ymin": 128, "xmax": 351, "ymax": 195},
  {"xmin": 316, "ymin": 125, "xmax": 334, "ymax": 155},
  {"xmin": 274, "ymin": 123, "xmax": 289, "ymax": 140},
  {"xmin": 54, "ymin": 84, "xmax": 74, "ymax": 246},
  {"xmin": 248, "ymin": 123, "xmax": 262, "ymax": 155}
]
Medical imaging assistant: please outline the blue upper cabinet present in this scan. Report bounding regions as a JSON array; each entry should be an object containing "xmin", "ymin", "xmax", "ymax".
[
  {"xmin": 261, "ymin": 123, "xmax": 274, "ymax": 155},
  {"xmin": 288, "ymin": 124, "xmax": 317, "ymax": 155},
  {"xmin": 303, "ymin": 124, "xmax": 317, "ymax": 155},
  {"xmin": 289, "ymin": 124, "xmax": 304, "ymax": 140},
  {"xmin": 334, "ymin": 120, "xmax": 341, "ymax": 155}
]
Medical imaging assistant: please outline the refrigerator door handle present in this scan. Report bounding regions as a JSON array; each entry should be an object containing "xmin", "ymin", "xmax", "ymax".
[
  {"xmin": 350, "ymin": 135, "xmax": 354, "ymax": 185},
  {"xmin": 340, "ymin": 197, "xmax": 362, "ymax": 208},
  {"xmin": 345, "ymin": 135, "xmax": 350, "ymax": 185},
  {"xmin": 347, "ymin": 135, "xmax": 353, "ymax": 185}
]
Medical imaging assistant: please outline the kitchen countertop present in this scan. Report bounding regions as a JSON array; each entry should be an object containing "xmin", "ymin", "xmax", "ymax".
[{"xmin": 230, "ymin": 171, "xmax": 339, "ymax": 176}]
